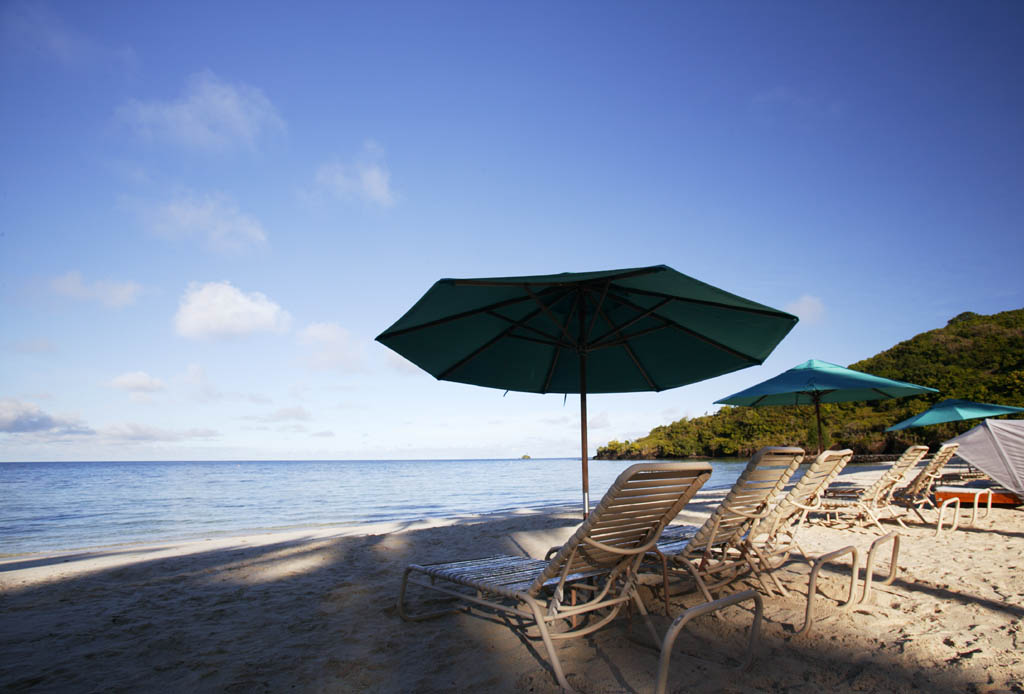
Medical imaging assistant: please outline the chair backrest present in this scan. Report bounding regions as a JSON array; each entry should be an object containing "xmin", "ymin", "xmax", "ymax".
[
  {"xmin": 898, "ymin": 443, "xmax": 960, "ymax": 501},
  {"xmin": 532, "ymin": 462, "xmax": 712, "ymax": 594},
  {"xmin": 861, "ymin": 445, "xmax": 928, "ymax": 502},
  {"xmin": 748, "ymin": 448, "xmax": 851, "ymax": 540},
  {"xmin": 682, "ymin": 446, "xmax": 804, "ymax": 557}
]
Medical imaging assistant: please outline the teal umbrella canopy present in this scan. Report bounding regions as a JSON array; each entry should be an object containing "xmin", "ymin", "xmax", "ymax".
[
  {"xmin": 886, "ymin": 399, "xmax": 1024, "ymax": 431},
  {"xmin": 716, "ymin": 359, "xmax": 939, "ymax": 452},
  {"xmin": 377, "ymin": 265, "xmax": 798, "ymax": 514},
  {"xmin": 377, "ymin": 265, "xmax": 798, "ymax": 395}
]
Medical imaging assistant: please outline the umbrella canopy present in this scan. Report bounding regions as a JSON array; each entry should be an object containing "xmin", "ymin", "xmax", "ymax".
[
  {"xmin": 944, "ymin": 419, "xmax": 1024, "ymax": 496},
  {"xmin": 716, "ymin": 359, "xmax": 939, "ymax": 453},
  {"xmin": 376, "ymin": 265, "xmax": 798, "ymax": 514},
  {"xmin": 886, "ymin": 398, "xmax": 1024, "ymax": 431}
]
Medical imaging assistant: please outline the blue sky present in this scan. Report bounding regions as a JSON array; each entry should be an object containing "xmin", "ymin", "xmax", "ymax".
[{"xmin": 2, "ymin": 1, "xmax": 1022, "ymax": 462}]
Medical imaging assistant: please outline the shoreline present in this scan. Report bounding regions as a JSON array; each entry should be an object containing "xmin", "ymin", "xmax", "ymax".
[{"xmin": 3, "ymin": 466, "xmax": 1020, "ymax": 693}]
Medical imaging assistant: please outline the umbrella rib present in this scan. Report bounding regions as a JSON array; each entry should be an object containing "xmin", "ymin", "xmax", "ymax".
[
  {"xmin": 609, "ymin": 285, "xmax": 797, "ymax": 320},
  {"xmin": 542, "ymin": 345, "xmax": 562, "ymax": 393},
  {"xmin": 377, "ymin": 293, "xmax": 538, "ymax": 339},
  {"xmin": 870, "ymin": 387, "xmax": 897, "ymax": 400},
  {"xmin": 602, "ymin": 290, "xmax": 764, "ymax": 364},
  {"xmin": 584, "ymin": 284, "xmax": 610, "ymax": 343},
  {"xmin": 485, "ymin": 309, "xmax": 573, "ymax": 347},
  {"xmin": 592, "ymin": 301, "xmax": 658, "ymax": 390},
  {"xmin": 587, "ymin": 297, "xmax": 674, "ymax": 347},
  {"xmin": 525, "ymin": 285, "xmax": 578, "ymax": 346},
  {"xmin": 589, "ymin": 323, "xmax": 673, "ymax": 349},
  {"xmin": 437, "ymin": 324, "xmax": 519, "ymax": 380}
]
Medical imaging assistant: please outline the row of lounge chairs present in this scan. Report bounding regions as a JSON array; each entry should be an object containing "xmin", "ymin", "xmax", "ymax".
[{"xmin": 398, "ymin": 443, "xmax": 966, "ymax": 692}]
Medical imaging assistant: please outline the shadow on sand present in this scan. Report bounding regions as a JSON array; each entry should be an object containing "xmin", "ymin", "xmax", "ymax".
[{"xmin": 0, "ymin": 504, "xmax": 1016, "ymax": 693}]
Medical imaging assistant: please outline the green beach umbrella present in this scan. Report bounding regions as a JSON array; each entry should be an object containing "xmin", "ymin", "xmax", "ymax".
[
  {"xmin": 376, "ymin": 265, "xmax": 798, "ymax": 516},
  {"xmin": 886, "ymin": 398, "xmax": 1024, "ymax": 431},
  {"xmin": 716, "ymin": 359, "xmax": 939, "ymax": 454}
]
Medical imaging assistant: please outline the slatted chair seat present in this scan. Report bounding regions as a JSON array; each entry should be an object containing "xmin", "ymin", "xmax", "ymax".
[
  {"xmin": 742, "ymin": 449, "xmax": 852, "ymax": 585},
  {"xmin": 890, "ymin": 443, "xmax": 962, "ymax": 534},
  {"xmin": 649, "ymin": 446, "xmax": 804, "ymax": 606},
  {"xmin": 409, "ymin": 555, "xmax": 610, "ymax": 597},
  {"xmin": 816, "ymin": 445, "xmax": 928, "ymax": 531},
  {"xmin": 398, "ymin": 462, "xmax": 713, "ymax": 693}
]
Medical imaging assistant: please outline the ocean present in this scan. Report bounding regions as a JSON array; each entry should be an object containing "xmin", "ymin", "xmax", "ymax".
[{"xmin": 0, "ymin": 458, "xmax": 747, "ymax": 556}]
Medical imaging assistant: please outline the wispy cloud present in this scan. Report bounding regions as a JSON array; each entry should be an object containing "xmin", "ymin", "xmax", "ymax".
[
  {"xmin": 299, "ymin": 323, "xmax": 365, "ymax": 371},
  {"xmin": 309, "ymin": 142, "xmax": 396, "ymax": 207},
  {"xmin": 142, "ymin": 193, "xmax": 267, "ymax": 252},
  {"xmin": 0, "ymin": 398, "xmax": 93, "ymax": 435},
  {"xmin": 784, "ymin": 294, "xmax": 826, "ymax": 325},
  {"xmin": 184, "ymin": 364, "xmax": 270, "ymax": 404},
  {"xmin": 109, "ymin": 371, "xmax": 165, "ymax": 402},
  {"xmin": 244, "ymin": 406, "xmax": 312, "ymax": 423},
  {"xmin": 175, "ymin": 281, "xmax": 291, "ymax": 339},
  {"xmin": 383, "ymin": 349, "xmax": 424, "ymax": 375},
  {"xmin": 117, "ymin": 70, "xmax": 285, "ymax": 150},
  {"xmin": 51, "ymin": 271, "xmax": 141, "ymax": 308},
  {"xmin": 1, "ymin": 1, "xmax": 136, "ymax": 70},
  {"xmin": 104, "ymin": 423, "xmax": 219, "ymax": 442},
  {"xmin": 7, "ymin": 338, "xmax": 57, "ymax": 355}
]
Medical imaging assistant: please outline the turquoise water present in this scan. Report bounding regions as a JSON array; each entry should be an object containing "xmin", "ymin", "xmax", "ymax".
[{"xmin": 0, "ymin": 458, "xmax": 746, "ymax": 555}]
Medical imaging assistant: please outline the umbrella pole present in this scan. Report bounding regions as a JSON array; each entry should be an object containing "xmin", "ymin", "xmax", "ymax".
[
  {"xmin": 580, "ymin": 352, "xmax": 589, "ymax": 519},
  {"xmin": 814, "ymin": 396, "xmax": 823, "ymax": 454}
]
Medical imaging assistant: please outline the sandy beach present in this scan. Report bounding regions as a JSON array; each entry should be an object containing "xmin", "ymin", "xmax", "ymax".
[{"xmin": 2, "ymin": 467, "xmax": 1022, "ymax": 694}]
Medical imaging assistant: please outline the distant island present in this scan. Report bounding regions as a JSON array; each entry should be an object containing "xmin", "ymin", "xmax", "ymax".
[
  {"xmin": 521, "ymin": 454, "xmax": 531, "ymax": 459},
  {"xmin": 597, "ymin": 309, "xmax": 1024, "ymax": 459}
]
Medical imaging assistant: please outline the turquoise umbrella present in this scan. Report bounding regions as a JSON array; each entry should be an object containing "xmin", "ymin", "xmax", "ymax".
[
  {"xmin": 886, "ymin": 399, "xmax": 1024, "ymax": 431},
  {"xmin": 376, "ymin": 265, "xmax": 798, "ymax": 515},
  {"xmin": 716, "ymin": 359, "xmax": 939, "ymax": 453}
]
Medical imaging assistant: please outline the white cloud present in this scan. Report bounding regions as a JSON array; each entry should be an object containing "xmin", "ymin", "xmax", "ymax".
[
  {"xmin": 104, "ymin": 423, "xmax": 219, "ymax": 442},
  {"xmin": 8, "ymin": 338, "xmax": 56, "ymax": 355},
  {"xmin": 588, "ymin": 411, "xmax": 612, "ymax": 430},
  {"xmin": 51, "ymin": 271, "xmax": 141, "ymax": 308},
  {"xmin": 184, "ymin": 364, "xmax": 270, "ymax": 404},
  {"xmin": 0, "ymin": 399, "xmax": 93, "ymax": 435},
  {"xmin": 310, "ymin": 142, "xmax": 396, "ymax": 207},
  {"xmin": 300, "ymin": 322, "xmax": 365, "ymax": 370},
  {"xmin": 244, "ymin": 406, "xmax": 312, "ymax": 423},
  {"xmin": 311, "ymin": 430, "xmax": 335, "ymax": 438},
  {"xmin": 784, "ymin": 294, "xmax": 826, "ymax": 325},
  {"xmin": 175, "ymin": 281, "xmax": 291, "ymax": 339},
  {"xmin": 383, "ymin": 349, "xmax": 424, "ymax": 375},
  {"xmin": 109, "ymin": 371, "xmax": 165, "ymax": 393},
  {"xmin": 117, "ymin": 70, "xmax": 285, "ymax": 150},
  {"xmin": 146, "ymin": 193, "xmax": 267, "ymax": 252},
  {"xmin": 1, "ymin": 1, "xmax": 136, "ymax": 70}
]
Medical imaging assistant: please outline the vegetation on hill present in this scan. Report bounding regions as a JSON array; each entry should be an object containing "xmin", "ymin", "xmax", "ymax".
[{"xmin": 596, "ymin": 309, "xmax": 1024, "ymax": 459}]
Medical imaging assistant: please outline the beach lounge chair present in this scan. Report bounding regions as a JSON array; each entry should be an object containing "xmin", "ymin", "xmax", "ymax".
[
  {"xmin": 744, "ymin": 448, "xmax": 853, "ymax": 577},
  {"xmin": 650, "ymin": 447, "xmax": 804, "ymax": 604},
  {"xmin": 891, "ymin": 443, "xmax": 961, "ymax": 533},
  {"xmin": 397, "ymin": 462, "xmax": 712, "ymax": 692},
  {"xmin": 817, "ymin": 445, "xmax": 928, "ymax": 531}
]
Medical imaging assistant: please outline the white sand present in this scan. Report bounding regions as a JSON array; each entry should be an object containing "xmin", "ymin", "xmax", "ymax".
[{"xmin": 1, "ymin": 467, "xmax": 1021, "ymax": 693}]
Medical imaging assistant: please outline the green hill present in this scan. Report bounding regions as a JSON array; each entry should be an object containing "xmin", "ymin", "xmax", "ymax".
[{"xmin": 596, "ymin": 309, "xmax": 1024, "ymax": 459}]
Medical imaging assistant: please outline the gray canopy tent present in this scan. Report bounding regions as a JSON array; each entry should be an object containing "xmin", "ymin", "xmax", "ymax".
[{"xmin": 945, "ymin": 419, "xmax": 1024, "ymax": 497}]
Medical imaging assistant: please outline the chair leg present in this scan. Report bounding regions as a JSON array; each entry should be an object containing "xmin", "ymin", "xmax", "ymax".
[
  {"xmin": 522, "ymin": 594, "xmax": 577, "ymax": 694},
  {"xmin": 935, "ymin": 498, "xmax": 960, "ymax": 535},
  {"xmin": 397, "ymin": 567, "xmax": 464, "ymax": 621},
  {"xmin": 629, "ymin": 588, "xmax": 662, "ymax": 648},
  {"xmin": 798, "ymin": 545, "xmax": 859, "ymax": 637},
  {"xmin": 861, "ymin": 532, "xmax": 900, "ymax": 604},
  {"xmin": 655, "ymin": 589, "xmax": 763, "ymax": 694}
]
